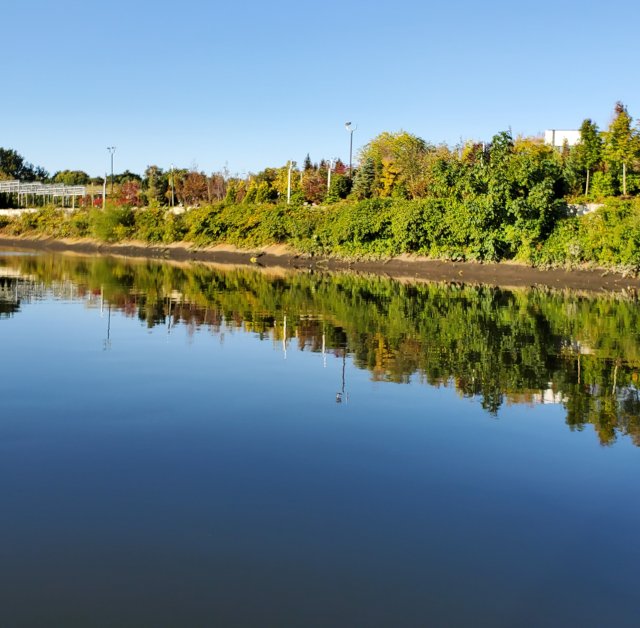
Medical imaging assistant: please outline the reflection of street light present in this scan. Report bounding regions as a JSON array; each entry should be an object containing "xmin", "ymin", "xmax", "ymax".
[
  {"xmin": 282, "ymin": 315, "xmax": 288, "ymax": 359},
  {"xmin": 322, "ymin": 329, "xmax": 327, "ymax": 368},
  {"xmin": 336, "ymin": 347, "xmax": 348, "ymax": 403},
  {"xmin": 166, "ymin": 296, "xmax": 173, "ymax": 336},
  {"xmin": 107, "ymin": 146, "xmax": 116, "ymax": 194},
  {"xmin": 345, "ymin": 122, "xmax": 357, "ymax": 179},
  {"xmin": 103, "ymin": 303, "xmax": 112, "ymax": 351}
]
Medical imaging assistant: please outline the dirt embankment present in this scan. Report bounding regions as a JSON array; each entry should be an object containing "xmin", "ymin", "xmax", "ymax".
[{"xmin": 1, "ymin": 235, "xmax": 639, "ymax": 294}]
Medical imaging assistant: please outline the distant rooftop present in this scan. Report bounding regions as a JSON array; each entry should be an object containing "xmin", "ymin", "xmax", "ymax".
[{"xmin": 544, "ymin": 129, "xmax": 581, "ymax": 147}]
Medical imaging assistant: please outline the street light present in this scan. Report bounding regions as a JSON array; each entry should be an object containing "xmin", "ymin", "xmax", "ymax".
[
  {"xmin": 345, "ymin": 122, "xmax": 357, "ymax": 178},
  {"xmin": 107, "ymin": 146, "xmax": 116, "ymax": 194}
]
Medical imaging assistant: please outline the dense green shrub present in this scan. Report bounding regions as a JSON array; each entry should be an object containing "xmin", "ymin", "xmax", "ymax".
[
  {"xmin": 183, "ymin": 205, "xmax": 225, "ymax": 244},
  {"xmin": 389, "ymin": 200, "xmax": 431, "ymax": 253},
  {"xmin": 533, "ymin": 199, "xmax": 640, "ymax": 272},
  {"xmin": 163, "ymin": 212, "xmax": 186, "ymax": 243},
  {"xmin": 589, "ymin": 171, "xmax": 617, "ymax": 199},
  {"xmin": 68, "ymin": 209, "xmax": 91, "ymax": 237},
  {"xmin": 1, "ymin": 195, "xmax": 639, "ymax": 273},
  {"xmin": 134, "ymin": 207, "xmax": 170, "ymax": 243},
  {"xmin": 90, "ymin": 206, "xmax": 134, "ymax": 242},
  {"xmin": 531, "ymin": 217, "xmax": 583, "ymax": 267}
]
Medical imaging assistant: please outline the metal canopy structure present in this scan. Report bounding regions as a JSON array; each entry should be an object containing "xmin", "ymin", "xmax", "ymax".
[
  {"xmin": 0, "ymin": 180, "xmax": 86, "ymax": 198},
  {"xmin": 0, "ymin": 179, "xmax": 91, "ymax": 209}
]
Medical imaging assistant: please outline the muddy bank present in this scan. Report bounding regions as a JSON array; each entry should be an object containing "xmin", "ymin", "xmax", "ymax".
[{"xmin": 1, "ymin": 235, "xmax": 639, "ymax": 294}]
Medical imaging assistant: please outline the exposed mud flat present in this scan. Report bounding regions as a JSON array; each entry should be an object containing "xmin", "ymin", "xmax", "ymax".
[{"xmin": 1, "ymin": 235, "xmax": 639, "ymax": 294}]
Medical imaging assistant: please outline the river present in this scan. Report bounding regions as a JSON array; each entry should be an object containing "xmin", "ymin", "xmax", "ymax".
[{"xmin": 1, "ymin": 249, "xmax": 639, "ymax": 627}]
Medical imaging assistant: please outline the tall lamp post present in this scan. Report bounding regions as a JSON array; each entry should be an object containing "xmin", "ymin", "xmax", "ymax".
[
  {"xmin": 345, "ymin": 122, "xmax": 357, "ymax": 179},
  {"xmin": 107, "ymin": 146, "xmax": 116, "ymax": 194}
]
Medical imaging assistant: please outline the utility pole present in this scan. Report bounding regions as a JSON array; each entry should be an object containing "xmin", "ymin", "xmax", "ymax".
[
  {"xmin": 345, "ymin": 122, "xmax": 357, "ymax": 179},
  {"xmin": 170, "ymin": 163, "xmax": 175, "ymax": 207},
  {"xmin": 107, "ymin": 146, "xmax": 116, "ymax": 194},
  {"xmin": 327, "ymin": 158, "xmax": 334, "ymax": 193},
  {"xmin": 287, "ymin": 161, "xmax": 295, "ymax": 204}
]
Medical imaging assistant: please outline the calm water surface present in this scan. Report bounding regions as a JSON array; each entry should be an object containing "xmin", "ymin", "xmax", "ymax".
[{"xmin": 1, "ymin": 250, "xmax": 639, "ymax": 627}]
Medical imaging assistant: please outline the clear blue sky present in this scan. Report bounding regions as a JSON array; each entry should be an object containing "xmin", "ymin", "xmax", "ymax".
[{"xmin": 2, "ymin": 0, "xmax": 638, "ymax": 178}]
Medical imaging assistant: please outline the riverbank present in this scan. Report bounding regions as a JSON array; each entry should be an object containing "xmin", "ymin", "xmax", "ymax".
[{"xmin": 1, "ymin": 234, "xmax": 639, "ymax": 294}]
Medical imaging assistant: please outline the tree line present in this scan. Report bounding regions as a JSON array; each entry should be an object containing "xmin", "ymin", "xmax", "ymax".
[
  {"xmin": 2, "ymin": 102, "xmax": 638, "ymax": 207},
  {"xmin": 1, "ymin": 102, "xmax": 640, "ymax": 270}
]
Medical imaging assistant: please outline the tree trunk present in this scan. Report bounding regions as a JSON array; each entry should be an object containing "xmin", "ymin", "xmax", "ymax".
[{"xmin": 585, "ymin": 168, "xmax": 590, "ymax": 196}]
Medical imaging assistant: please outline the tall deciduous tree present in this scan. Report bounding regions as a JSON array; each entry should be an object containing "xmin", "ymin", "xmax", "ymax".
[
  {"xmin": 357, "ymin": 131, "xmax": 430, "ymax": 198},
  {"xmin": 177, "ymin": 171, "xmax": 209, "ymax": 205},
  {"xmin": 117, "ymin": 180, "xmax": 141, "ymax": 206},
  {"xmin": 114, "ymin": 170, "xmax": 142, "ymax": 184},
  {"xmin": 0, "ymin": 147, "xmax": 48, "ymax": 181},
  {"xmin": 53, "ymin": 170, "xmax": 91, "ymax": 186},
  {"xmin": 207, "ymin": 172, "xmax": 227, "ymax": 202}
]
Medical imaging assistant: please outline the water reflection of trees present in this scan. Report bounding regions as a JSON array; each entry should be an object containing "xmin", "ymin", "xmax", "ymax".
[{"xmin": 3, "ymin": 253, "xmax": 640, "ymax": 446}]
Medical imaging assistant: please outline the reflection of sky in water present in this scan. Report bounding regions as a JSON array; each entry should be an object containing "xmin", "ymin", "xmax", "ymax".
[{"xmin": 1, "ymin": 254, "xmax": 640, "ymax": 626}]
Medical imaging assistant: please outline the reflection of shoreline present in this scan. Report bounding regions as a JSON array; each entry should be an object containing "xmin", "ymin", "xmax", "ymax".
[
  {"xmin": 1, "ymin": 249, "xmax": 639, "ymax": 445},
  {"xmin": 2, "ymin": 236, "xmax": 640, "ymax": 294},
  {"xmin": 0, "ymin": 266, "xmax": 37, "ymax": 281},
  {"xmin": 0, "ymin": 267, "xmax": 83, "ymax": 309}
]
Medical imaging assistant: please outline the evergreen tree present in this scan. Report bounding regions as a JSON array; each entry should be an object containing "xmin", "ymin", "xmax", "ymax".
[
  {"xmin": 143, "ymin": 166, "xmax": 168, "ymax": 206},
  {"xmin": 351, "ymin": 157, "xmax": 376, "ymax": 199},
  {"xmin": 303, "ymin": 153, "xmax": 313, "ymax": 171},
  {"xmin": 572, "ymin": 119, "xmax": 602, "ymax": 196},
  {"xmin": 604, "ymin": 102, "xmax": 639, "ymax": 196}
]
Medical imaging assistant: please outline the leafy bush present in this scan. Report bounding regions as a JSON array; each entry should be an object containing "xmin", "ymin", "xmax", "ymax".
[
  {"xmin": 90, "ymin": 206, "xmax": 134, "ymax": 242},
  {"xmin": 134, "ymin": 207, "xmax": 169, "ymax": 243},
  {"xmin": 183, "ymin": 205, "xmax": 225, "ymax": 244},
  {"xmin": 68, "ymin": 210, "xmax": 91, "ymax": 237},
  {"xmin": 531, "ymin": 218, "xmax": 583, "ymax": 267},
  {"xmin": 589, "ymin": 171, "xmax": 617, "ymax": 199},
  {"xmin": 1, "ymin": 194, "xmax": 638, "ymax": 273},
  {"xmin": 533, "ymin": 199, "xmax": 640, "ymax": 272}
]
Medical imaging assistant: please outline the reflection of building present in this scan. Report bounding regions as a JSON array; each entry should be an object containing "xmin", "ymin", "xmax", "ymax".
[
  {"xmin": 535, "ymin": 386, "xmax": 568, "ymax": 405},
  {"xmin": 506, "ymin": 383, "xmax": 568, "ymax": 407}
]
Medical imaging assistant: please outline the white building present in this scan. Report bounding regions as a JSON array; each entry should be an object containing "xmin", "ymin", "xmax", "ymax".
[{"xmin": 544, "ymin": 129, "xmax": 581, "ymax": 148}]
